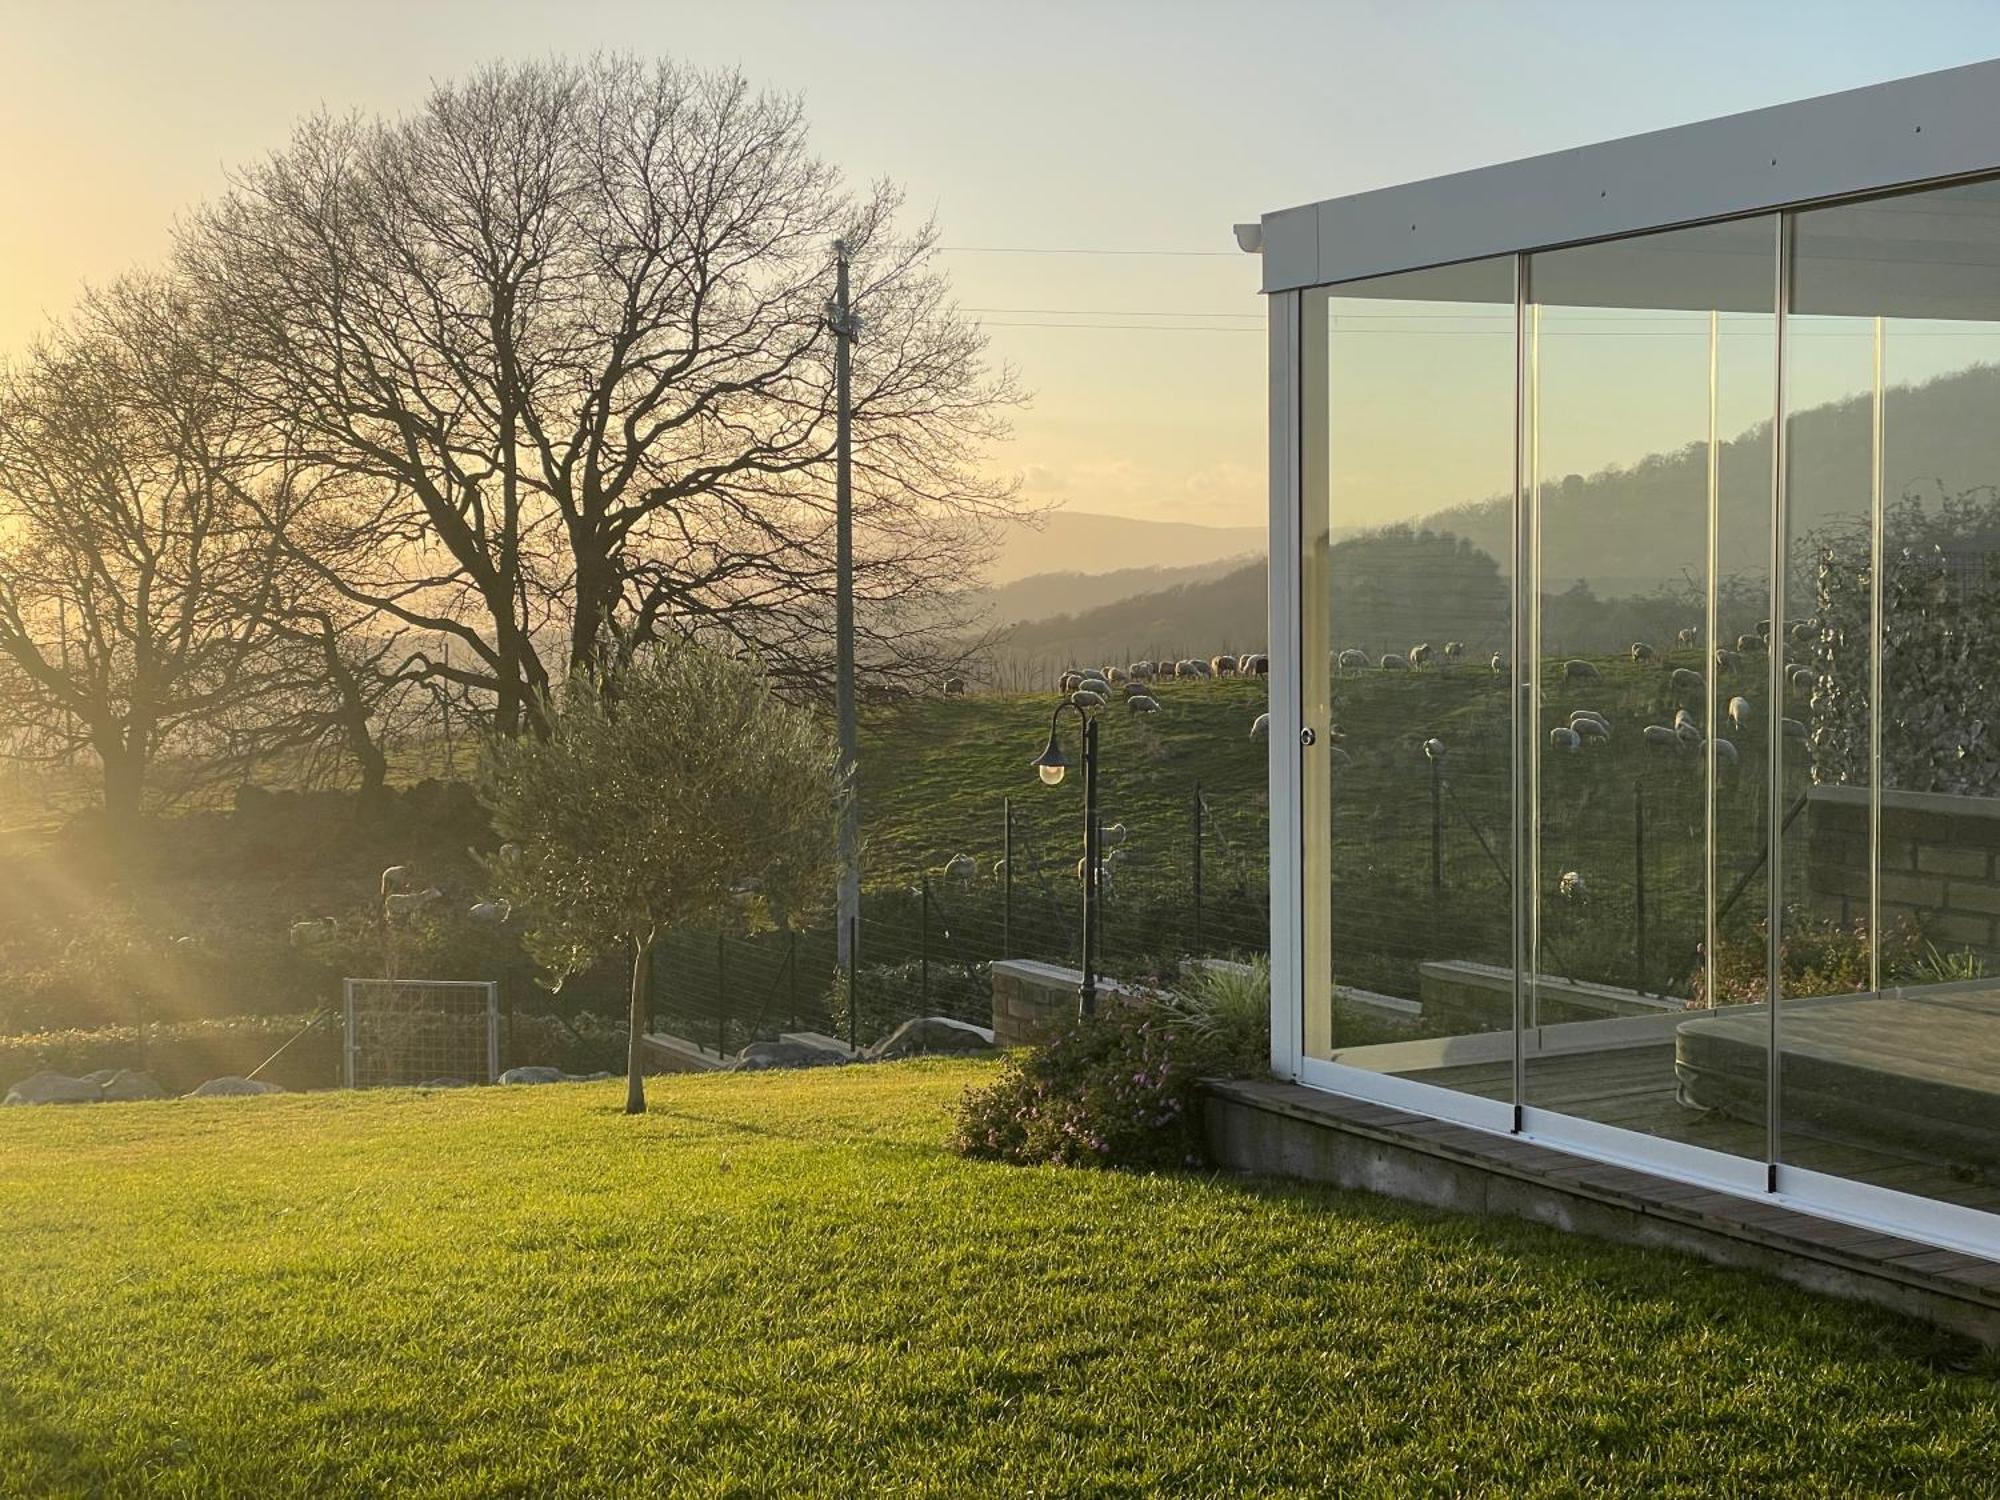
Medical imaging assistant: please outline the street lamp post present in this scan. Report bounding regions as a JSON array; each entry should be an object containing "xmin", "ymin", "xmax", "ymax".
[{"xmin": 1031, "ymin": 701, "xmax": 1101, "ymax": 1018}]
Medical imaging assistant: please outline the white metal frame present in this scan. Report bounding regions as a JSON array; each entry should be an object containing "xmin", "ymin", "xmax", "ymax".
[
  {"xmin": 342, "ymin": 977, "xmax": 502, "ymax": 1088},
  {"xmin": 1264, "ymin": 59, "xmax": 2000, "ymax": 1261}
]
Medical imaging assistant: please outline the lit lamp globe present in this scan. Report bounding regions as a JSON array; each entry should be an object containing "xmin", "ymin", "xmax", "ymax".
[{"xmin": 1032, "ymin": 730, "xmax": 1069, "ymax": 786}]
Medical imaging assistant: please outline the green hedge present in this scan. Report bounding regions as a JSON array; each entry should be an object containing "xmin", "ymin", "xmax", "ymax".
[{"xmin": 0, "ymin": 1014, "xmax": 341, "ymax": 1095}]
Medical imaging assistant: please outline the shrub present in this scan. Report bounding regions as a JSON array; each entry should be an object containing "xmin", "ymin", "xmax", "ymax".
[
  {"xmin": 952, "ymin": 1004, "xmax": 1212, "ymax": 1170},
  {"xmin": 1149, "ymin": 956, "xmax": 1270, "ymax": 1076},
  {"xmin": 1699, "ymin": 909, "xmax": 1923, "ymax": 1006}
]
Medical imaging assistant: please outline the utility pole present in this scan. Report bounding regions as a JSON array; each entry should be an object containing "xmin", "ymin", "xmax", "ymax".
[{"xmin": 831, "ymin": 239, "xmax": 860, "ymax": 973}]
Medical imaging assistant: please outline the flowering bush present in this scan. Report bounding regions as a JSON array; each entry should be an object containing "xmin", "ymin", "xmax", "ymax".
[{"xmin": 951, "ymin": 1004, "xmax": 1212, "ymax": 1170}]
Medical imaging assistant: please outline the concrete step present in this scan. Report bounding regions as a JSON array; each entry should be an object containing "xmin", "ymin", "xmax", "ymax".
[{"xmin": 639, "ymin": 1031, "xmax": 729, "ymax": 1073}]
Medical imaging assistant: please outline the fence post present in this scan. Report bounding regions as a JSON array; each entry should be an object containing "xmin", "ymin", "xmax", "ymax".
[
  {"xmin": 716, "ymin": 932, "xmax": 728, "ymax": 1059},
  {"xmin": 920, "ymin": 878, "xmax": 931, "ymax": 1012},
  {"xmin": 1633, "ymin": 778, "xmax": 1648, "ymax": 996},
  {"xmin": 846, "ymin": 914, "xmax": 860, "ymax": 1055},
  {"xmin": 1002, "ymin": 795, "xmax": 1013, "ymax": 958},
  {"xmin": 1192, "ymin": 781, "xmax": 1204, "ymax": 953},
  {"xmin": 1431, "ymin": 757, "xmax": 1444, "ymax": 899},
  {"xmin": 788, "ymin": 930, "xmax": 800, "ymax": 1031}
]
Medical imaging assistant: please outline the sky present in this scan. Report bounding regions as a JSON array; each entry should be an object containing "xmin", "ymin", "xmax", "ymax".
[{"xmin": 4, "ymin": 0, "xmax": 2000, "ymax": 531}]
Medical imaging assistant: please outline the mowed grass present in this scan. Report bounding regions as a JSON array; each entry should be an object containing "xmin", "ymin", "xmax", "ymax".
[{"xmin": 3, "ymin": 1064, "xmax": 1997, "ymax": 1497}]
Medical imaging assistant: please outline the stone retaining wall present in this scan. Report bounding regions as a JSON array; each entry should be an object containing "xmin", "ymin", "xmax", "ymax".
[{"xmin": 1807, "ymin": 785, "xmax": 2000, "ymax": 960}]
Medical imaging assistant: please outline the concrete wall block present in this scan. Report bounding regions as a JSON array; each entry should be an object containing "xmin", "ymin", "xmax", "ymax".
[{"xmin": 1917, "ymin": 844, "xmax": 1991, "ymax": 879}]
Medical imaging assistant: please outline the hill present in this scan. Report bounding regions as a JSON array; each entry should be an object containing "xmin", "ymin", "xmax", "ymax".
[
  {"xmin": 982, "ymin": 561, "xmax": 1268, "ymax": 680},
  {"xmin": 967, "ymin": 558, "xmax": 1246, "ymax": 630},
  {"xmin": 986, "ymin": 510, "xmax": 1261, "ymax": 585}
]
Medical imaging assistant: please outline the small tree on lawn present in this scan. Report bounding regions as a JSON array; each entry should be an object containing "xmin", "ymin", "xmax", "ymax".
[{"xmin": 478, "ymin": 642, "xmax": 841, "ymax": 1113}]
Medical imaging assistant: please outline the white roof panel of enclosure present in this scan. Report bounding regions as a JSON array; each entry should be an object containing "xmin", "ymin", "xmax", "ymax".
[{"xmin": 1261, "ymin": 57, "xmax": 2000, "ymax": 295}]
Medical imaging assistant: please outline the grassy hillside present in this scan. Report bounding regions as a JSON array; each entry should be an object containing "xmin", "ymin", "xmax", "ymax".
[
  {"xmin": 983, "ymin": 561, "xmax": 1268, "ymax": 679},
  {"xmin": 3, "ymin": 1065, "xmax": 1993, "ymax": 1495}
]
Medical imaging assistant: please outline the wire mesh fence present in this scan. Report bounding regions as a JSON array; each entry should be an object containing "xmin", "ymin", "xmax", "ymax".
[
  {"xmin": 343, "ymin": 978, "xmax": 499, "ymax": 1087},
  {"xmin": 642, "ymin": 783, "xmax": 1272, "ymax": 1056}
]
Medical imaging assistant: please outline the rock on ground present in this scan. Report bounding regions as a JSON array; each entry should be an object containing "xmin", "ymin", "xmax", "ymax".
[
  {"xmin": 864, "ymin": 1016, "xmax": 998, "ymax": 1063},
  {"xmin": 98, "ymin": 1070, "xmax": 169, "ymax": 1102},
  {"xmin": 498, "ymin": 1067, "xmax": 612, "ymax": 1085},
  {"xmin": 729, "ymin": 1039, "xmax": 849, "ymax": 1072},
  {"xmin": 187, "ymin": 1077, "xmax": 285, "ymax": 1098},
  {"xmin": 2, "ymin": 1072, "xmax": 106, "ymax": 1106}
]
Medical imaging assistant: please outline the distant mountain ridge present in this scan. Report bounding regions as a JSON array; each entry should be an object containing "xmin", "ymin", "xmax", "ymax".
[{"xmin": 987, "ymin": 510, "xmax": 1262, "ymax": 585}]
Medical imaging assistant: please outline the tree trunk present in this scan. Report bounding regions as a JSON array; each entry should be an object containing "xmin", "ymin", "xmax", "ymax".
[
  {"xmin": 97, "ymin": 736, "xmax": 145, "ymax": 832},
  {"xmin": 625, "ymin": 930, "xmax": 655, "ymax": 1115}
]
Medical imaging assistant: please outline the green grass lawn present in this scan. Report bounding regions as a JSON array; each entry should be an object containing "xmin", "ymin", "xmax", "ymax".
[{"xmin": 3, "ymin": 1063, "xmax": 1996, "ymax": 1497}]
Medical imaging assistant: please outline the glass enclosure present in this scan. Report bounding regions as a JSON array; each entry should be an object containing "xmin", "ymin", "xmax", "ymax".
[{"xmin": 1299, "ymin": 177, "xmax": 2000, "ymax": 1223}]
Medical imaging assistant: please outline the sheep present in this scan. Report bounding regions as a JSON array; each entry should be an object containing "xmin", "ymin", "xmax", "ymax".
[
  {"xmin": 288, "ymin": 918, "xmax": 336, "ymax": 947},
  {"xmin": 1670, "ymin": 667, "xmax": 1705, "ymax": 697},
  {"xmin": 1443, "ymin": 641, "xmax": 1465, "ymax": 662},
  {"xmin": 1676, "ymin": 626, "xmax": 1699, "ymax": 648},
  {"xmin": 1101, "ymin": 822, "xmax": 1128, "ymax": 849},
  {"xmin": 1235, "ymin": 653, "xmax": 1253, "ymax": 674},
  {"xmin": 1630, "ymin": 641, "xmax": 1655, "ymax": 661},
  {"xmin": 1409, "ymin": 642, "xmax": 1435, "ymax": 668},
  {"xmin": 1250, "ymin": 712, "xmax": 1270, "ymax": 739},
  {"xmin": 1735, "ymin": 633, "xmax": 1763, "ymax": 654},
  {"xmin": 383, "ymin": 887, "xmax": 443, "ymax": 920},
  {"xmin": 1246, "ymin": 653, "xmax": 1269, "ymax": 675},
  {"xmin": 1380, "ymin": 653, "xmax": 1409, "ymax": 671},
  {"xmin": 1675, "ymin": 713, "xmax": 1703, "ymax": 748},
  {"xmin": 1106, "ymin": 665, "xmax": 1129, "ymax": 683},
  {"xmin": 1211, "ymin": 655, "xmax": 1236, "ymax": 677},
  {"xmin": 1127, "ymin": 694, "xmax": 1161, "ymax": 714},
  {"xmin": 1058, "ymin": 671, "xmax": 1083, "ymax": 694},
  {"xmin": 1643, "ymin": 724, "xmax": 1678, "ymax": 747},
  {"xmin": 1423, "ymin": 737, "xmax": 1446, "ymax": 762},
  {"xmin": 1558, "ymin": 870, "xmax": 1587, "ymax": 901},
  {"xmin": 1789, "ymin": 621, "xmax": 1812, "ymax": 645},
  {"xmin": 1569, "ymin": 709, "xmax": 1608, "ymax": 732},
  {"xmin": 1182, "ymin": 658, "xmax": 1211, "ymax": 679},
  {"xmin": 942, "ymin": 675, "xmax": 967, "ymax": 695},
  {"xmin": 943, "ymin": 853, "xmax": 978, "ymax": 881},
  {"xmin": 1549, "ymin": 725, "xmax": 1582, "ymax": 752},
  {"xmin": 379, "ymin": 864, "xmax": 413, "ymax": 901},
  {"xmin": 1716, "ymin": 647, "xmax": 1743, "ymax": 673},
  {"xmin": 1338, "ymin": 648, "xmax": 1370, "ymax": 672},
  {"xmin": 1728, "ymin": 695, "xmax": 1751, "ymax": 729},
  {"xmin": 1757, "ymin": 618, "xmax": 1773, "ymax": 638},
  {"xmin": 1069, "ymin": 689, "xmax": 1106, "ymax": 709},
  {"xmin": 1707, "ymin": 737, "xmax": 1739, "ymax": 766},
  {"xmin": 1573, "ymin": 717, "xmax": 1609, "ymax": 742},
  {"xmin": 1562, "ymin": 659, "xmax": 1600, "ymax": 683},
  {"xmin": 1789, "ymin": 665, "xmax": 1814, "ymax": 695},
  {"xmin": 469, "ymin": 899, "xmax": 512, "ymax": 924},
  {"xmin": 1129, "ymin": 660, "xmax": 1156, "ymax": 680},
  {"xmin": 1781, "ymin": 717, "xmax": 1808, "ymax": 740},
  {"xmin": 1491, "ymin": 652, "xmax": 1507, "ymax": 674},
  {"xmin": 1078, "ymin": 676, "xmax": 1112, "ymax": 697}
]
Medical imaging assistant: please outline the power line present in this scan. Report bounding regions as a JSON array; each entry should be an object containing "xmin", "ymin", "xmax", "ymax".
[
  {"xmin": 937, "ymin": 244, "xmax": 1239, "ymax": 258},
  {"xmin": 962, "ymin": 305, "xmax": 1260, "ymax": 319}
]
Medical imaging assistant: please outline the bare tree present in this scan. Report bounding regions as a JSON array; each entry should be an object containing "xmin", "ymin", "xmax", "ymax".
[
  {"xmin": 0, "ymin": 278, "xmax": 289, "ymax": 825},
  {"xmin": 183, "ymin": 55, "xmax": 1024, "ymax": 733}
]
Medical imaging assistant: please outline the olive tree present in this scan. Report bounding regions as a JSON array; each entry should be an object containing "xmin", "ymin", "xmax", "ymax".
[{"xmin": 478, "ymin": 641, "xmax": 840, "ymax": 1112}]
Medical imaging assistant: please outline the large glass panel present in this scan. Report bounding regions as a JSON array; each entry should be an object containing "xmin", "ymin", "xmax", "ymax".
[
  {"xmin": 1781, "ymin": 182, "xmax": 2000, "ymax": 1213},
  {"xmin": 1301, "ymin": 258, "xmax": 1517, "ymax": 1101},
  {"xmin": 1523, "ymin": 219, "xmax": 1776, "ymax": 1159}
]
